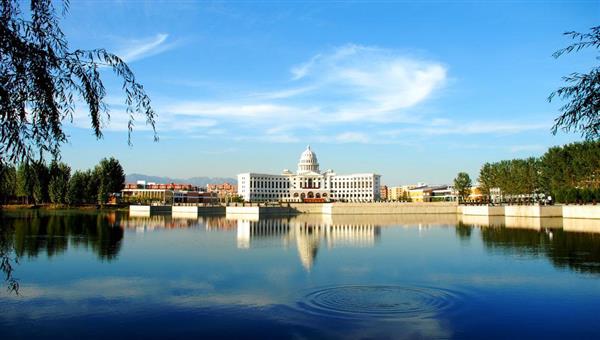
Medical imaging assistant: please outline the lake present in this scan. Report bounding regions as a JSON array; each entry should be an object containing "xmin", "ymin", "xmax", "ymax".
[{"xmin": 1, "ymin": 210, "xmax": 600, "ymax": 339}]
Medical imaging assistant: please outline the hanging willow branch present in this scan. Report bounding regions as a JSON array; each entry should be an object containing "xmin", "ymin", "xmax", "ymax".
[
  {"xmin": 549, "ymin": 26, "xmax": 600, "ymax": 140},
  {"xmin": 0, "ymin": 0, "xmax": 158, "ymax": 164}
]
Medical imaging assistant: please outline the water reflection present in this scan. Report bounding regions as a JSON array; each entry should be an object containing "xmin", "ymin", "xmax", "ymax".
[
  {"xmin": 233, "ymin": 215, "xmax": 381, "ymax": 270},
  {"xmin": 456, "ymin": 216, "xmax": 600, "ymax": 274},
  {"xmin": 2, "ymin": 210, "xmax": 123, "ymax": 261},
  {"xmin": 478, "ymin": 227, "xmax": 600, "ymax": 274}
]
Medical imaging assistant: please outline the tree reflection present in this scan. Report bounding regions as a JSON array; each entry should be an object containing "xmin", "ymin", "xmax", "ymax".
[
  {"xmin": 8, "ymin": 211, "xmax": 124, "ymax": 261},
  {"xmin": 0, "ymin": 214, "xmax": 19, "ymax": 294},
  {"xmin": 455, "ymin": 222, "xmax": 473, "ymax": 241},
  {"xmin": 0, "ymin": 210, "xmax": 125, "ymax": 293},
  {"xmin": 474, "ymin": 225, "xmax": 600, "ymax": 274}
]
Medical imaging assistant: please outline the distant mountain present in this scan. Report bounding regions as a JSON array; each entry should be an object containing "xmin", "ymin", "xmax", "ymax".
[{"xmin": 126, "ymin": 173, "xmax": 236, "ymax": 187}]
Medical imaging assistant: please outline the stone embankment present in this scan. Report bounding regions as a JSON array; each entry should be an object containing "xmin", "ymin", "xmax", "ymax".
[{"xmin": 131, "ymin": 202, "xmax": 600, "ymax": 220}]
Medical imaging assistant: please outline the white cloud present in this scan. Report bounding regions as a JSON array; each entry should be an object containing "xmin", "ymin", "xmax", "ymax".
[
  {"xmin": 69, "ymin": 42, "xmax": 550, "ymax": 146},
  {"xmin": 382, "ymin": 120, "xmax": 549, "ymax": 137},
  {"xmin": 163, "ymin": 44, "xmax": 446, "ymax": 126},
  {"xmin": 119, "ymin": 33, "xmax": 175, "ymax": 62}
]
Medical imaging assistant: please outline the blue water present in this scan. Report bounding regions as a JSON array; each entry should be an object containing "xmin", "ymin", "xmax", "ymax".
[{"xmin": 1, "ymin": 211, "xmax": 600, "ymax": 339}]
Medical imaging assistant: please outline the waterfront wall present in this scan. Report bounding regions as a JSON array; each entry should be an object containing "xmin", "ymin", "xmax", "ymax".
[
  {"xmin": 226, "ymin": 206, "xmax": 296, "ymax": 215},
  {"xmin": 504, "ymin": 205, "xmax": 563, "ymax": 218},
  {"xmin": 326, "ymin": 202, "xmax": 458, "ymax": 215},
  {"xmin": 172, "ymin": 205, "xmax": 225, "ymax": 215},
  {"xmin": 460, "ymin": 206, "xmax": 505, "ymax": 216},
  {"xmin": 129, "ymin": 205, "xmax": 172, "ymax": 214},
  {"xmin": 289, "ymin": 203, "xmax": 325, "ymax": 214},
  {"xmin": 562, "ymin": 205, "xmax": 600, "ymax": 219},
  {"xmin": 289, "ymin": 202, "xmax": 458, "ymax": 215}
]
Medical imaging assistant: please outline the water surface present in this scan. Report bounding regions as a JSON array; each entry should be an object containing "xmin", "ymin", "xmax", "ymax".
[{"xmin": 1, "ymin": 210, "xmax": 600, "ymax": 338}]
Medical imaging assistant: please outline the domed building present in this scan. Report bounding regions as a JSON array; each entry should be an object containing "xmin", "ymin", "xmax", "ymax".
[{"xmin": 238, "ymin": 146, "xmax": 381, "ymax": 202}]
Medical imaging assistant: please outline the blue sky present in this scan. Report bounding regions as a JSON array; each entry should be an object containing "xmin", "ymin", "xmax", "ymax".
[{"xmin": 59, "ymin": 1, "xmax": 598, "ymax": 185}]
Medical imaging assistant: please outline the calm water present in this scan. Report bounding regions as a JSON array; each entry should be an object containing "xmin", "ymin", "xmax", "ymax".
[{"xmin": 1, "ymin": 210, "xmax": 600, "ymax": 339}]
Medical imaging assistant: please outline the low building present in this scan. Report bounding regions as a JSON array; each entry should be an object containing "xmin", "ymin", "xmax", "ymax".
[
  {"xmin": 122, "ymin": 181, "xmax": 217, "ymax": 204},
  {"xmin": 379, "ymin": 185, "xmax": 389, "ymax": 201},
  {"xmin": 388, "ymin": 185, "xmax": 418, "ymax": 201},
  {"xmin": 409, "ymin": 186, "xmax": 433, "ymax": 202},
  {"xmin": 207, "ymin": 182, "xmax": 238, "ymax": 202}
]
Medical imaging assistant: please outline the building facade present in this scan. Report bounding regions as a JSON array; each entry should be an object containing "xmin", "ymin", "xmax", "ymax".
[
  {"xmin": 122, "ymin": 181, "xmax": 217, "ymax": 204},
  {"xmin": 207, "ymin": 182, "xmax": 238, "ymax": 202},
  {"xmin": 238, "ymin": 146, "xmax": 381, "ymax": 202},
  {"xmin": 379, "ymin": 185, "xmax": 389, "ymax": 201}
]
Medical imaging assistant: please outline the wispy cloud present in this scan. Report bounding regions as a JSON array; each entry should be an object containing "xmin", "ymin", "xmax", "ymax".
[
  {"xmin": 381, "ymin": 120, "xmax": 549, "ymax": 137},
  {"xmin": 119, "ymin": 33, "xmax": 176, "ymax": 63},
  {"xmin": 70, "ymin": 43, "xmax": 551, "ymax": 148},
  {"xmin": 163, "ymin": 44, "xmax": 446, "ymax": 127}
]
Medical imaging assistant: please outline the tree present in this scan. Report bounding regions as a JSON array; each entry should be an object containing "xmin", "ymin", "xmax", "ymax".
[
  {"xmin": 0, "ymin": 163, "xmax": 16, "ymax": 204},
  {"xmin": 94, "ymin": 157, "xmax": 124, "ymax": 204},
  {"xmin": 454, "ymin": 172, "xmax": 472, "ymax": 202},
  {"xmin": 549, "ymin": 26, "xmax": 600, "ymax": 140},
  {"xmin": 66, "ymin": 170, "xmax": 86, "ymax": 205},
  {"xmin": 15, "ymin": 162, "xmax": 34, "ymax": 204},
  {"xmin": 30, "ymin": 161, "xmax": 50, "ymax": 204},
  {"xmin": 0, "ymin": 0, "xmax": 157, "ymax": 164},
  {"xmin": 48, "ymin": 160, "xmax": 70, "ymax": 204},
  {"xmin": 478, "ymin": 162, "xmax": 496, "ymax": 197}
]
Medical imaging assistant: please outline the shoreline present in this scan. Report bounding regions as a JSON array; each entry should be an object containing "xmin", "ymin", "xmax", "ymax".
[{"xmin": 1, "ymin": 204, "xmax": 129, "ymax": 211}]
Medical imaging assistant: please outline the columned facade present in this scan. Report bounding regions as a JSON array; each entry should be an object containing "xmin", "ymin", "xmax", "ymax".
[{"xmin": 238, "ymin": 146, "xmax": 381, "ymax": 202}]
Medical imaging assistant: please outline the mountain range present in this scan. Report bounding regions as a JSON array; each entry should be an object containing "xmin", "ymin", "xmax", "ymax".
[{"xmin": 126, "ymin": 173, "xmax": 236, "ymax": 187}]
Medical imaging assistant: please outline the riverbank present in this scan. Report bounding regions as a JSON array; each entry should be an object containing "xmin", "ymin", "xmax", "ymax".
[{"xmin": 1, "ymin": 204, "xmax": 129, "ymax": 211}]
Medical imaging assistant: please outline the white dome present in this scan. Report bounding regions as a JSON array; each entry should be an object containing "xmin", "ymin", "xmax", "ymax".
[{"xmin": 297, "ymin": 145, "xmax": 320, "ymax": 174}]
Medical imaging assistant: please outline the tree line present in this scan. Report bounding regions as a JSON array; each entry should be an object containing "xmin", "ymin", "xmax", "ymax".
[
  {"xmin": 0, "ymin": 157, "xmax": 125, "ymax": 206},
  {"xmin": 477, "ymin": 140, "xmax": 600, "ymax": 203}
]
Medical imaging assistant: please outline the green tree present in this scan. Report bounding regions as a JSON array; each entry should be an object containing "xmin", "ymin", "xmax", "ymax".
[
  {"xmin": 454, "ymin": 172, "xmax": 472, "ymax": 202},
  {"xmin": 0, "ymin": 0, "xmax": 157, "ymax": 164},
  {"xmin": 94, "ymin": 158, "xmax": 125, "ymax": 204},
  {"xmin": 0, "ymin": 163, "xmax": 16, "ymax": 204},
  {"xmin": 66, "ymin": 170, "xmax": 86, "ymax": 205},
  {"xmin": 48, "ymin": 160, "xmax": 71, "ymax": 204},
  {"xmin": 31, "ymin": 161, "xmax": 49, "ymax": 204},
  {"xmin": 549, "ymin": 26, "xmax": 600, "ymax": 140},
  {"xmin": 478, "ymin": 162, "xmax": 496, "ymax": 197},
  {"xmin": 15, "ymin": 162, "xmax": 34, "ymax": 204}
]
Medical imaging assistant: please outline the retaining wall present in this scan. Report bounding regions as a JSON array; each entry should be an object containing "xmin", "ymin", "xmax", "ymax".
[
  {"xmin": 172, "ymin": 206, "xmax": 225, "ymax": 215},
  {"xmin": 460, "ymin": 206, "xmax": 505, "ymax": 216},
  {"xmin": 226, "ymin": 206, "xmax": 296, "ymax": 216},
  {"xmin": 562, "ymin": 205, "xmax": 600, "ymax": 219},
  {"xmin": 504, "ymin": 205, "xmax": 563, "ymax": 218},
  {"xmin": 129, "ymin": 205, "xmax": 171, "ymax": 214}
]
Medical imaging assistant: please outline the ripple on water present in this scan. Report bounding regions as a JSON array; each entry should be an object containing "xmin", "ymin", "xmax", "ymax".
[{"xmin": 297, "ymin": 285, "xmax": 460, "ymax": 320}]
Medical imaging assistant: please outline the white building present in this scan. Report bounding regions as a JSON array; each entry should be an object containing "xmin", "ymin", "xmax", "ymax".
[{"xmin": 238, "ymin": 146, "xmax": 381, "ymax": 202}]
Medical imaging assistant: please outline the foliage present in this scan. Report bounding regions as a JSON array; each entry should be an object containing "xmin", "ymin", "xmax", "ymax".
[
  {"xmin": 94, "ymin": 157, "xmax": 125, "ymax": 204},
  {"xmin": 15, "ymin": 162, "xmax": 34, "ymax": 204},
  {"xmin": 549, "ymin": 26, "xmax": 600, "ymax": 140},
  {"xmin": 453, "ymin": 172, "xmax": 472, "ymax": 201},
  {"xmin": 0, "ymin": 0, "xmax": 157, "ymax": 164},
  {"xmin": 478, "ymin": 140, "xmax": 600, "ymax": 203},
  {"xmin": 0, "ymin": 163, "xmax": 16, "ymax": 203},
  {"xmin": 478, "ymin": 162, "xmax": 495, "ymax": 196},
  {"xmin": 48, "ymin": 160, "xmax": 70, "ymax": 204},
  {"xmin": 5, "ymin": 157, "xmax": 123, "ymax": 206},
  {"xmin": 31, "ymin": 161, "xmax": 49, "ymax": 204},
  {"xmin": 66, "ymin": 170, "xmax": 86, "ymax": 205}
]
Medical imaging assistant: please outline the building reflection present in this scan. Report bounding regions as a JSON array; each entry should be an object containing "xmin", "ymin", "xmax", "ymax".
[{"xmin": 234, "ymin": 215, "xmax": 381, "ymax": 271}]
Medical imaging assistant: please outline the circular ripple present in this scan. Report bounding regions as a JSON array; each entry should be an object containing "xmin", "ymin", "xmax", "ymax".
[{"xmin": 297, "ymin": 285, "xmax": 459, "ymax": 320}]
